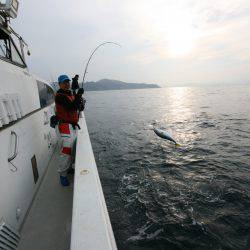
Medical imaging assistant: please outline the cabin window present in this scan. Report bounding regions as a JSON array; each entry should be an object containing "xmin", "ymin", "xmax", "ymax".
[
  {"xmin": 0, "ymin": 29, "xmax": 26, "ymax": 67},
  {"xmin": 10, "ymin": 38, "xmax": 25, "ymax": 65},
  {"xmin": 0, "ymin": 30, "xmax": 11, "ymax": 59},
  {"xmin": 37, "ymin": 81, "xmax": 55, "ymax": 108}
]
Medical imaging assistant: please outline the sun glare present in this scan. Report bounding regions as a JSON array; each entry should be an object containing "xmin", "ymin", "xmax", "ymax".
[
  {"xmin": 144, "ymin": 4, "xmax": 198, "ymax": 57},
  {"xmin": 167, "ymin": 23, "xmax": 196, "ymax": 56}
]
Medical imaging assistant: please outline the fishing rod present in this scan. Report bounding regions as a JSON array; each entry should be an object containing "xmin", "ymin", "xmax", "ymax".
[{"xmin": 82, "ymin": 41, "xmax": 121, "ymax": 88}]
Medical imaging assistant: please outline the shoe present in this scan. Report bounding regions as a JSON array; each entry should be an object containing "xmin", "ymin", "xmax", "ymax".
[{"xmin": 60, "ymin": 175, "xmax": 70, "ymax": 186}]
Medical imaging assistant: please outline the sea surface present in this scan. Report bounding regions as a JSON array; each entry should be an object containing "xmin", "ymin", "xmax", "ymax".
[{"xmin": 84, "ymin": 86, "xmax": 250, "ymax": 250}]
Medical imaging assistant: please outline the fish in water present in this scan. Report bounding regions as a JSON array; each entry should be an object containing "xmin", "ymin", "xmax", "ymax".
[{"xmin": 153, "ymin": 128, "xmax": 181, "ymax": 147}]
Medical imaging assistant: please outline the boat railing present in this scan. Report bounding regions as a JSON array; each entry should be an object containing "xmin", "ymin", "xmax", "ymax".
[{"xmin": 70, "ymin": 115, "xmax": 117, "ymax": 250}]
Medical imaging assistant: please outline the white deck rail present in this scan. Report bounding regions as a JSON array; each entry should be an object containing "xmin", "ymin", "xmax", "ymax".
[{"xmin": 70, "ymin": 115, "xmax": 117, "ymax": 250}]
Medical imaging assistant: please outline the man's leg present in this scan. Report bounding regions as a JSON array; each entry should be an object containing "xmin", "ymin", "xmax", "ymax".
[
  {"xmin": 57, "ymin": 123, "xmax": 75, "ymax": 186},
  {"xmin": 67, "ymin": 127, "xmax": 77, "ymax": 174}
]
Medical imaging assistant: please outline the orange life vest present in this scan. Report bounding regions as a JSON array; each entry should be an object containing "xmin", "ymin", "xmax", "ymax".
[{"xmin": 55, "ymin": 93, "xmax": 79, "ymax": 124}]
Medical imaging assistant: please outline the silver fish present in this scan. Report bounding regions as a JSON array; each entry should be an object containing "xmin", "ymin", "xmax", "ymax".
[{"xmin": 153, "ymin": 128, "xmax": 180, "ymax": 147}]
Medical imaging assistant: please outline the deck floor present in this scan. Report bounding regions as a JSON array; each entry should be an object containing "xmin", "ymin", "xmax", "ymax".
[{"xmin": 18, "ymin": 149, "xmax": 74, "ymax": 250}]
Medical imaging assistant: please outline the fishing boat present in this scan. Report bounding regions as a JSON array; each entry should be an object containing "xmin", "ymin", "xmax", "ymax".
[{"xmin": 0, "ymin": 1, "xmax": 116, "ymax": 249}]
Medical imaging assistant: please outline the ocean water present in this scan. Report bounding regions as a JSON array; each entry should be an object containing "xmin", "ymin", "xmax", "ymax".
[{"xmin": 84, "ymin": 86, "xmax": 250, "ymax": 250}]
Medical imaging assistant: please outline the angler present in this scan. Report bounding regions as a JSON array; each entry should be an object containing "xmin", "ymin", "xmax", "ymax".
[{"xmin": 54, "ymin": 74, "xmax": 85, "ymax": 186}]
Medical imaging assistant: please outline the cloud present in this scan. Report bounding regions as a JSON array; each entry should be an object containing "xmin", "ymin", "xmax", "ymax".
[{"xmin": 11, "ymin": 0, "xmax": 250, "ymax": 85}]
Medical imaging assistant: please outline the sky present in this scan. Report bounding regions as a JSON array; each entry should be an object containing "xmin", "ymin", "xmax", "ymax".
[{"xmin": 12, "ymin": 0, "xmax": 250, "ymax": 86}]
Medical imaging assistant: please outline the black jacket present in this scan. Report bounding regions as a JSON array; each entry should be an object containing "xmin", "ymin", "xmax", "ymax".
[{"xmin": 55, "ymin": 89, "xmax": 81, "ymax": 110}]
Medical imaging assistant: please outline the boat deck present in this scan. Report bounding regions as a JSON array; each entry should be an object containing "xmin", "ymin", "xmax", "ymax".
[
  {"xmin": 18, "ymin": 149, "xmax": 73, "ymax": 250},
  {"xmin": 17, "ymin": 116, "xmax": 117, "ymax": 250}
]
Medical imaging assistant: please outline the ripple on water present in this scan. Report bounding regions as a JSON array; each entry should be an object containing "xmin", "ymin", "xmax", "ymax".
[{"xmin": 85, "ymin": 87, "xmax": 250, "ymax": 250}]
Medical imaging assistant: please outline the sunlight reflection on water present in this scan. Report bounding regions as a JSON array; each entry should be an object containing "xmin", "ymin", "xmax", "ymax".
[{"xmin": 85, "ymin": 86, "xmax": 250, "ymax": 250}]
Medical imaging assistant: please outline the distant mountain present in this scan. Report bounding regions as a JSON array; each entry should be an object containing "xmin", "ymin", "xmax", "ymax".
[{"xmin": 84, "ymin": 79, "xmax": 160, "ymax": 91}]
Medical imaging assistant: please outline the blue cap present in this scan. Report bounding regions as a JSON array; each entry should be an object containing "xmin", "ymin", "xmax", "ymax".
[{"xmin": 58, "ymin": 75, "xmax": 70, "ymax": 83}]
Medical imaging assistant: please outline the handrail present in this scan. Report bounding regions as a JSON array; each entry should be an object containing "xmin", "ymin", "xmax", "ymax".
[
  {"xmin": 8, "ymin": 130, "xmax": 18, "ymax": 172},
  {"xmin": 8, "ymin": 131, "xmax": 18, "ymax": 162}
]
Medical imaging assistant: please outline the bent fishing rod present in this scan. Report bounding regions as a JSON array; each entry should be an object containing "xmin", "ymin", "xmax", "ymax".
[{"xmin": 82, "ymin": 41, "xmax": 121, "ymax": 88}]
